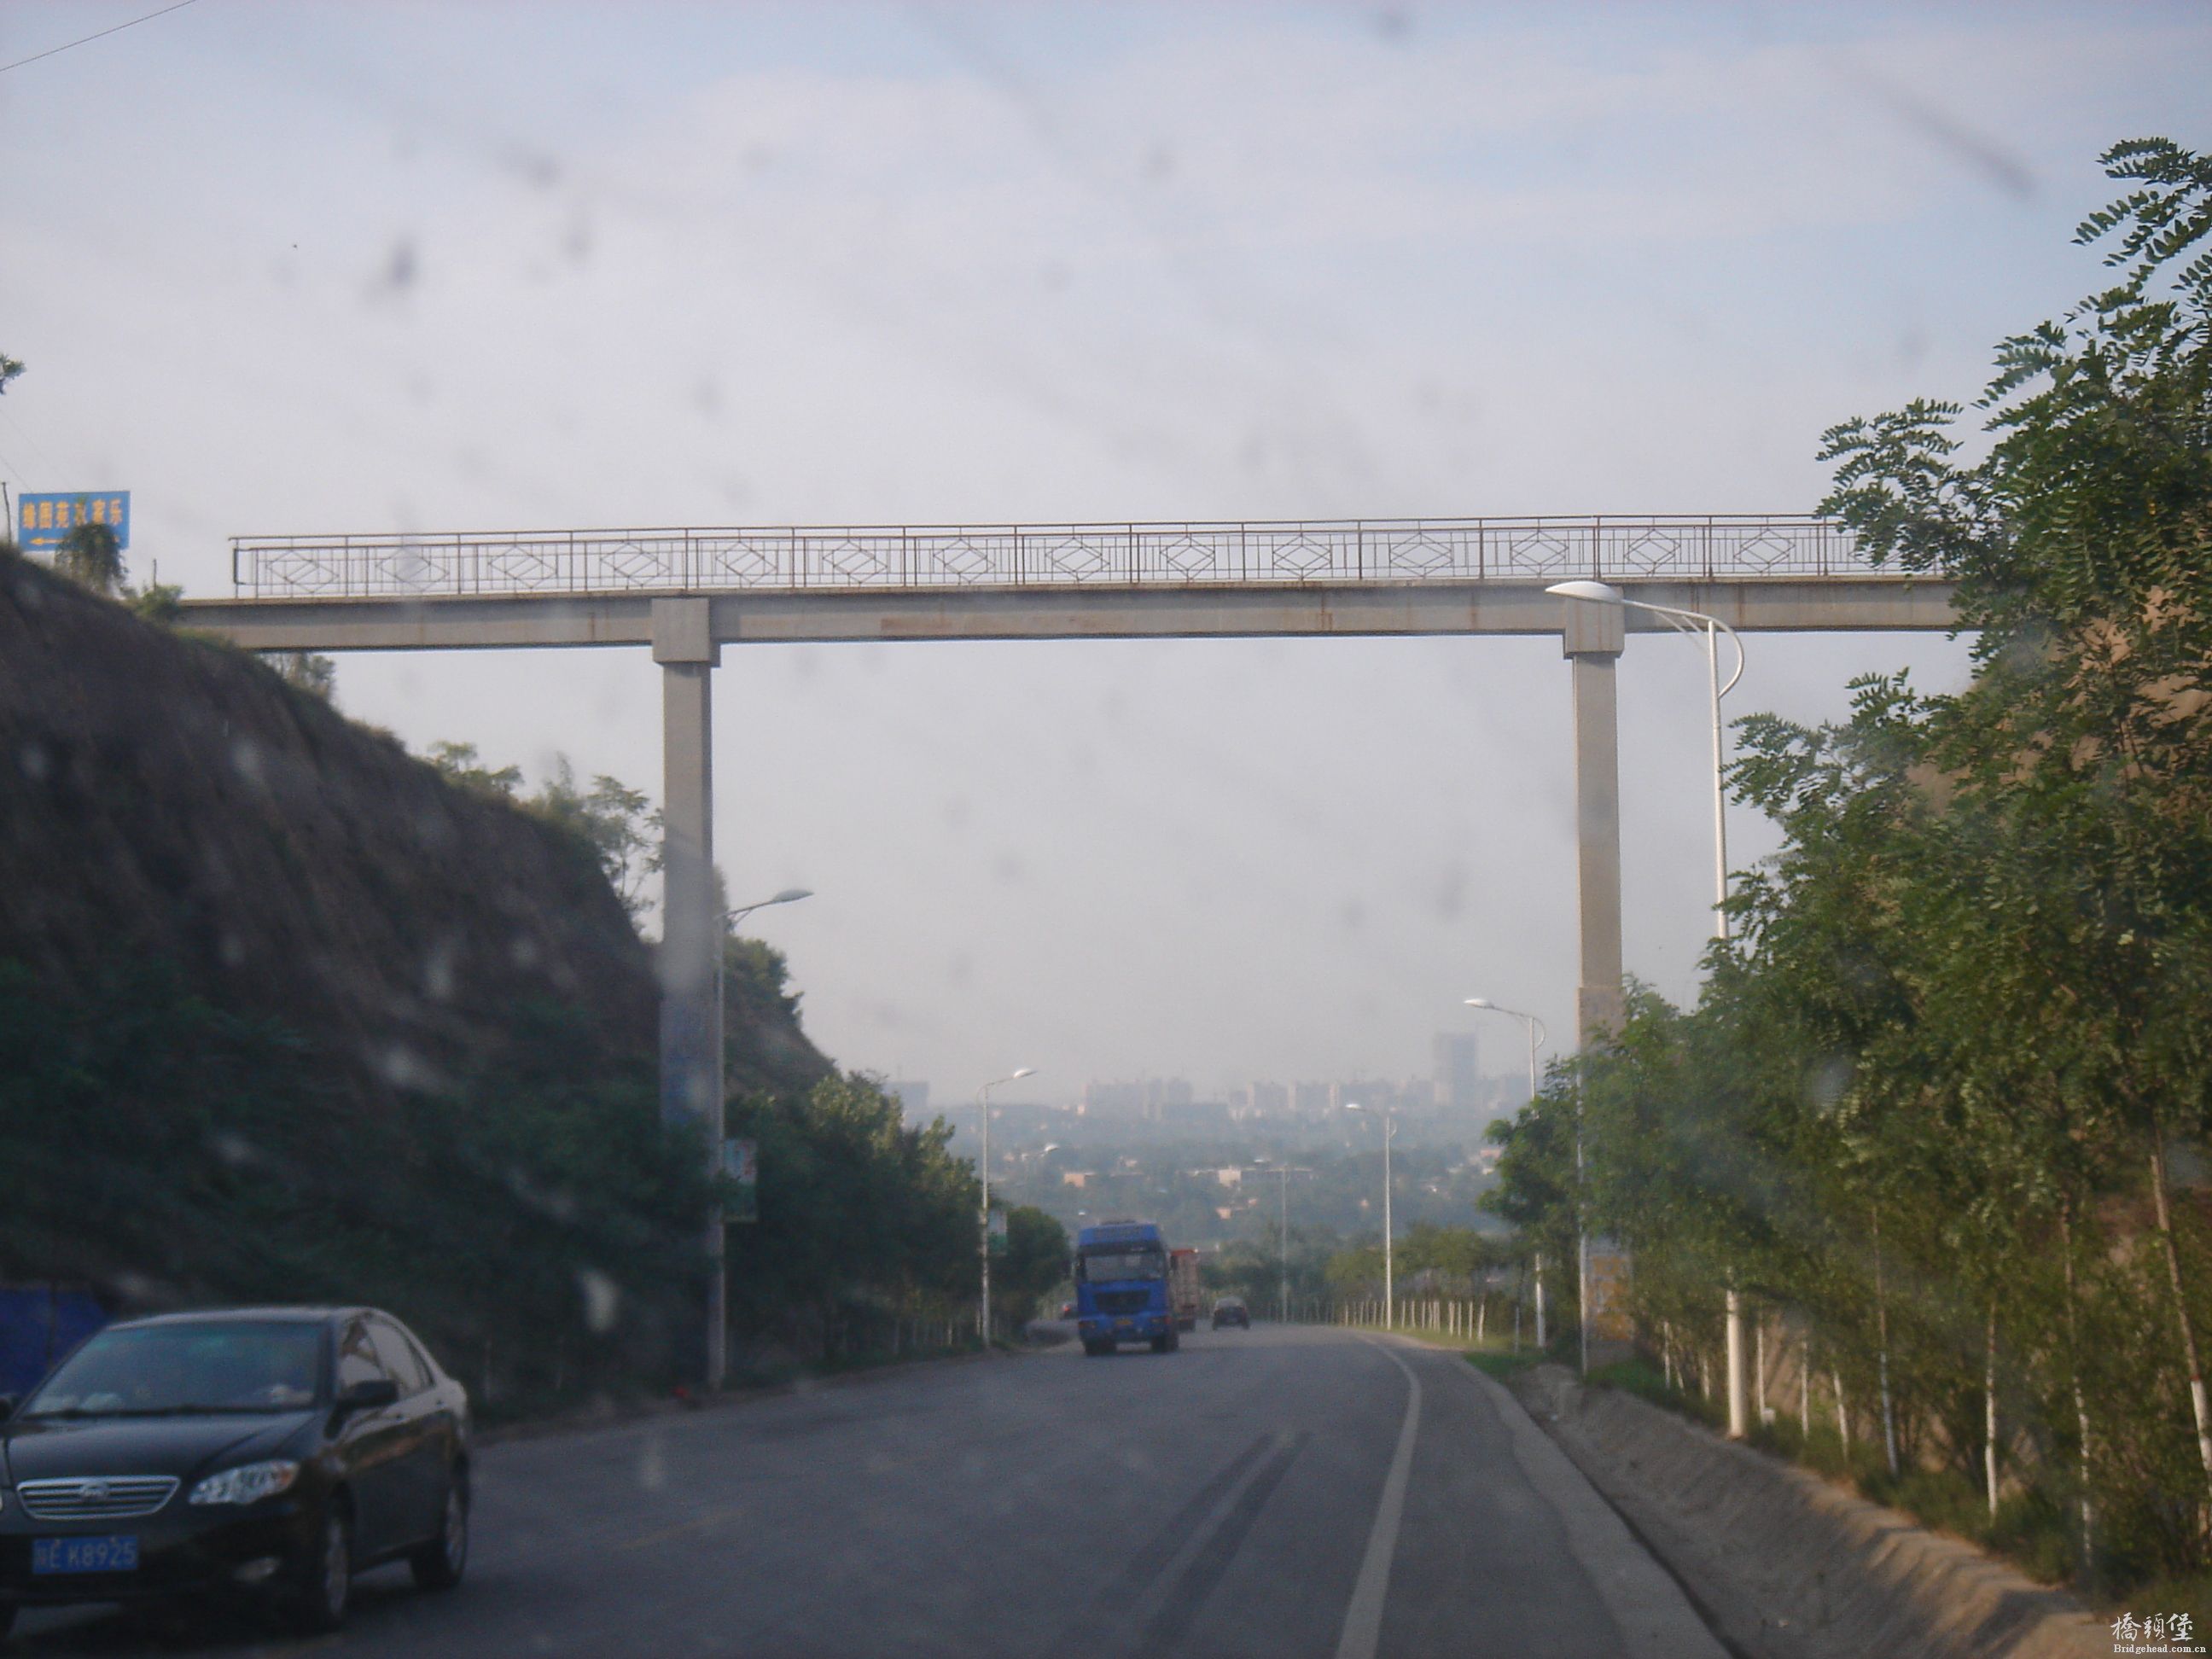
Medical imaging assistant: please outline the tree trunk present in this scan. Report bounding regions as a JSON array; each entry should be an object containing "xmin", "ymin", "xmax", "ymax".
[
  {"xmin": 2059, "ymin": 1200, "xmax": 2093, "ymax": 1585},
  {"xmin": 1873, "ymin": 1207, "xmax": 1900, "ymax": 1478},
  {"xmin": 1834, "ymin": 1370, "xmax": 1849, "ymax": 1453},
  {"xmin": 1756, "ymin": 1313, "xmax": 1768, "ymax": 1425},
  {"xmin": 2149, "ymin": 1122, "xmax": 2212, "ymax": 1506},
  {"xmin": 1800, "ymin": 1323, "xmax": 1810, "ymax": 1437},
  {"xmin": 1984, "ymin": 1297, "xmax": 2000, "ymax": 1523}
]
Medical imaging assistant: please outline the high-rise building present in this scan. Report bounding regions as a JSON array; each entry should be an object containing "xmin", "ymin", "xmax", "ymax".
[{"xmin": 1432, "ymin": 1032, "xmax": 1482, "ymax": 1112}]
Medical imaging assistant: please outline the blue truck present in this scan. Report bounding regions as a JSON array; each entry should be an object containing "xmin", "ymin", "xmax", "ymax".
[{"xmin": 1073, "ymin": 1220, "xmax": 1179, "ymax": 1355}]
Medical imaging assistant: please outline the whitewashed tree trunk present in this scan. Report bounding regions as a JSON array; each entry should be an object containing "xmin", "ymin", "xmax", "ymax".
[
  {"xmin": 2150, "ymin": 1124, "xmax": 2212, "ymax": 1508},
  {"xmin": 1755, "ymin": 1315, "xmax": 1767, "ymax": 1424},
  {"xmin": 1984, "ymin": 1299, "xmax": 2000, "ymax": 1522},
  {"xmin": 1874, "ymin": 1208, "xmax": 1900, "ymax": 1478},
  {"xmin": 1800, "ymin": 1325, "xmax": 1810, "ymax": 1437},
  {"xmin": 2059, "ymin": 1201, "xmax": 2094, "ymax": 1580}
]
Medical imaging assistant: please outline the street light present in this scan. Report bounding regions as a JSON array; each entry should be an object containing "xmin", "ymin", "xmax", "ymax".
[
  {"xmin": 690, "ymin": 884, "xmax": 813, "ymax": 1389},
  {"xmin": 1464, "ymin": 998, "xmax": 1547, "ymax": 1103},
  {"xmin": 1249, "ymin": 1159, "xmax": 1313, "ymax": 1324},
  {"xmin": 1344, "ymin": 1103, "xmax": 1398, "ymax": 1326},
  {"xmin": 1466, "ymin": 998, "xmax": 1557, "ymax": 1355},
  {"xmin": 977, "ymin": 1068, "xmax": 1036, "ymax": 1345},
  {"xmin": 1549, "ymin": 577, "xmax": 1751, "ymax": 1434},
  {"xmin": 725, "ymin": 887, "xmax": 813, "ymax": 928}
]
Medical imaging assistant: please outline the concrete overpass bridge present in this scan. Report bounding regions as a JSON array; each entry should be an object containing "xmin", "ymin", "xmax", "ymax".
[{"xmin": 177, "ymin": 513, "xmax": 1959, "ymax": 1388}]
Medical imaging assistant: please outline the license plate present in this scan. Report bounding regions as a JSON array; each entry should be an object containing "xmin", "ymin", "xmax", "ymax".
[{"xmin": 32, "ymin": 1535, "xmax": 139, "ymax": 1575}]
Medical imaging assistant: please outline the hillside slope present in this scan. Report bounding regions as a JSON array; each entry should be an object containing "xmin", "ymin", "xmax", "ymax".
[{"xmin": 0, "ymin": 549, "xmax": 828, "ymax": 1401}]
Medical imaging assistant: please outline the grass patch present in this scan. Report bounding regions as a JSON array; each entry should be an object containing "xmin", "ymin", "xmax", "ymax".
[
  {"xmin": 1464, "ymin": 1349, "xmax": 1544, "ymax": 1382},
  {"xmin": 1586, "ymin": 1355, "xmax": 1726, "ymax": 1430}
]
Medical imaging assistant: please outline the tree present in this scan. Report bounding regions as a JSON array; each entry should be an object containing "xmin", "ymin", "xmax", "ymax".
[
  {"xmin": 994, "ymin": 1205, "xmax": 1070, "ymax": 1324},
  {"xmin": 54, "ymin": 520, "xmax": 123, "ymax": 595},
  {"xmin": 265, "ymin": 651, "xmax": 336, "ymax": 700},
  {"xmin": 1481, "ymin": 139, "xmax": 2212, "ymax": 1590},
  {"xmin": 530, "ymin": 758, "xmax": 660, "ymax": 921},
  {"xmin": 422, "ymin": 740, "xmax": 522, "ymax": 797}
]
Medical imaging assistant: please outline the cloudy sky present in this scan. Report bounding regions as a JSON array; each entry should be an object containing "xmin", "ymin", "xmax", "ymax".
[{"xmin": 4, "ymin": 1, "xmax": 2206, "ymax": 1105}]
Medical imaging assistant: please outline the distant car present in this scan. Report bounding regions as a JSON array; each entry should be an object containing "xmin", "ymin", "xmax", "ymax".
[
  {"xmin": 1211, "ymin": 1297, "xmax": 1250, "ymax": 1330},
  {"xmin": 0, "ymin": 1307, "xmax": 471, "ymax": 1636}
]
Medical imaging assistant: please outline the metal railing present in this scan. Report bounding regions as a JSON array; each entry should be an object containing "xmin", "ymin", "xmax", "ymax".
[{"xmin": 230, "ymin": 515, "xmax": 1873, "ymax": 601}]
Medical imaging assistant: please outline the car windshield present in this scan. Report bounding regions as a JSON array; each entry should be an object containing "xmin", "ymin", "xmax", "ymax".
[
  {"xmin": 22, "ymin": 1323, "xmax": 323, "ymax": 1417},
  {"xmin": 1080, "ymin": 1249, "xmax": 1163, "ymax": 1283},
  {"xmin": 5, "ymin": 2, "xmax": 2204, "ymax": 1647}
]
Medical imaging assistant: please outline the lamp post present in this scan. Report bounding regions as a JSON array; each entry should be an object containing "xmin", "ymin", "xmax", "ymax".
[
  {"xmin": 1464, "ymin": 998, "xmax": 1546, "ymax": 1104},
  {"xmin": 1344, "ymin": 1103, "xmax": 1397, "ymax": 1326},
  {"xmin": 1547, "ymin": 578, "xmax": 1750, "ymax": 1434},
  {"xmin": 701, "ymin": 885, "xmax": 811, "ymax": 1388},
  {"xmin": 725, "ymin": 886, "xmax": 813, "ymax": 930},
  {"xmin": 1249, "ymin": 1160, "xmax": 1313, "ymax": 1324},
  {"xmin": 1466, "ymin": 998, "xmax": 1563, "ymax": 1362},
  {"xmin": 977, "ymin": 1068, "xmax": 1035, "ymax": 1345}
]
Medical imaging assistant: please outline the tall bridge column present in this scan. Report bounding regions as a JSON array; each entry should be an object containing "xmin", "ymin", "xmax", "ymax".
[
  {"xmin": 655, "ymin": 597, "xmax": 725, "ymax": 1388},
  {"xmin": 1563, "ymin": 594, "xmax": 1625, "ymax": 1038},
  {"xmin": 1563, "ymin": 592, "xmax": 1625, "ymax": 1381}
]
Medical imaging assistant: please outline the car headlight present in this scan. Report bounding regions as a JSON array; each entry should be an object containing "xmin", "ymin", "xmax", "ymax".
[{"xmin": 189, "ymin": 1459, "xmax": 301, "ymax": 1506}]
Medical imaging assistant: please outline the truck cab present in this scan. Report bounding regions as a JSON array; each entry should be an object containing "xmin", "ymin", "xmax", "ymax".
[{"xmin": 1073, "ymin": 1221, "xmax": 1179, "ymax": 1355}]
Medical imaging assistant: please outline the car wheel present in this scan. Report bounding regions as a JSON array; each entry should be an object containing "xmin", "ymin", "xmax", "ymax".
[
  {"xmin": 410, "ymin": 1468, "xmax": 469, "ymax": 1591},
  {"xmin": 291, "ymin": 1500, "xmax": 352, "ymax": 1633},
  {"xmin": 1082, "ymin": 1340, "xmax": 1109, "ymax": 1357}
]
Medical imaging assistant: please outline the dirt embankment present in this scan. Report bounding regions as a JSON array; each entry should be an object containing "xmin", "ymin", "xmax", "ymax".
[{"xmin": 3, "ymin": 550, "xmax": 654, "ymax": 1091}]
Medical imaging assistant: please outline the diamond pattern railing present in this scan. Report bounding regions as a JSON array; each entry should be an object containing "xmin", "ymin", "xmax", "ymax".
[{"xmin": 230, "ymin": 516, "xmax": 1875, "ymax": 600}]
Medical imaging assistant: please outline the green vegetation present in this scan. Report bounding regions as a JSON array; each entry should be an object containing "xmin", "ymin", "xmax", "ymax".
[
  {"xmin": 1464, "ymin": 1350, "xmax": 1544, "ymax": 1385},
  {"xmin": 424, "ymin": 742, "xmax": 662, "ymax": 923},
  {"xmin": 0, "ymin": 956, "xmax": 713, "ymax": 1420},
  {"xmin": 53, "ymin": 521, "xmax": 122, "ymax": 594},
  {"xmin": 1486, "ymin": 140, "xmax": 2212, "ymax": 1599}
]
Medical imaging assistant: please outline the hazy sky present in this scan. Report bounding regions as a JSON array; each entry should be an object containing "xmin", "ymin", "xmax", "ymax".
[{"xmin": 5, "ymin": 2, "xmax": 2206, "ymax": 1105}]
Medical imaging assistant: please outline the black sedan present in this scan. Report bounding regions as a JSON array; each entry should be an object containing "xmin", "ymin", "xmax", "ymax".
[
  {"xmin": 1211, "ymin": 1297, "xmax": 1250, "ymax": 1330},
  {"xmin": 0, "ymin": 1307, "xmax": 470, "ymax": 1634}
]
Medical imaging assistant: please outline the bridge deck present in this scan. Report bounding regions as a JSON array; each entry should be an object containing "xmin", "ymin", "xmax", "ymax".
[
  {"xmin": 189, "ymin": 515, "xmax": 1957, "ymax": 649},
  {"xmin": 178, "ymin": 576, "xmax": 1957, "ymax": 651}
]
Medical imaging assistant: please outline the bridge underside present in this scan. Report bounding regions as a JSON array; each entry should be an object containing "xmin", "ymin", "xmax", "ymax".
[{"xmin": 178, "ymin": 576, "xmax": 1956, "ymax": 653}]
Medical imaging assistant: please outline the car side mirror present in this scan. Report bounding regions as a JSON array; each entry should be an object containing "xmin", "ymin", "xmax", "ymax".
[{"xmin": 336, "ymin": 1377, "xmax": 399, "ymax": 1412}]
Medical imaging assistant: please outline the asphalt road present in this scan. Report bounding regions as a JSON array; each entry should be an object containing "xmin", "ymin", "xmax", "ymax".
[{"xmin": 15, "ymin": 1325, "xmax": 1724, "ymax": 1657}]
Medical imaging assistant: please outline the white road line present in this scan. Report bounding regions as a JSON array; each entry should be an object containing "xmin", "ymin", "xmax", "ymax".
[{"xmin": 1334, "ymin": 1338, "xmax": 1423, "ymax": 1659}]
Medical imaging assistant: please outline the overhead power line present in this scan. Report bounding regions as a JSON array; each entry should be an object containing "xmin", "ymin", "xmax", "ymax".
[{"xmin": 0, "ymin": 0, "xmax": 201, "ymax": 77}]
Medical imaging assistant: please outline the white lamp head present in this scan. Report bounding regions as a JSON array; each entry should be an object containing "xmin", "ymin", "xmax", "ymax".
[
  {"xmin": 1010, "ymin": 1067, "xmax": 1037, "ymax": 1080},
  {"xmin": 1465, "ymin": 997, "xmax": 1493, "ymax": 1010},
  {"xmin": 1545, "ymin": 579, "xmax": 1623, "ymax": 604},
  {"xmin": 771, "ymin": 887, "xmax": 813, "ymax": 905}
]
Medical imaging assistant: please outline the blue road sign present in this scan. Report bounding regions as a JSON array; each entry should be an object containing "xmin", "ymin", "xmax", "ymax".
[{"xmin": 18, "ymin": 491, "xmax": 130, "ymax": 551}]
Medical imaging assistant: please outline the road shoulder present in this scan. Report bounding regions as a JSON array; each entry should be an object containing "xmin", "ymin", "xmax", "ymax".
[
  {"xmin": 1505, "ymin": 1361, "xmax": 2109, "ymax": 1659},
  {"xmin": 1377, "ymin": 1336, "xmax": 1728, "ymax": 1659}
]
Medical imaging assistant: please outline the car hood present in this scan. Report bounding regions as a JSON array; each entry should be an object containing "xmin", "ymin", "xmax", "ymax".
[{"xmin": 3, "ymin": 1412, "xmax": 315, "ymax": 1484}]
